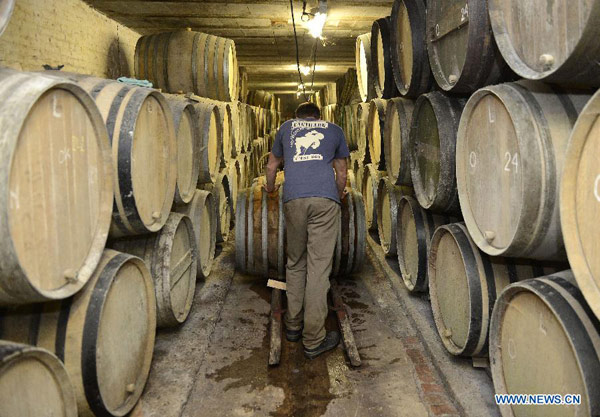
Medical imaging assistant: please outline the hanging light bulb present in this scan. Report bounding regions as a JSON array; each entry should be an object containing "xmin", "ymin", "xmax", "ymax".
[
  {"xmin": 300, "ymin": 65, "xmax": 311, "ymax": 76},
  {"xmin": 306, "ymin": 11, "xmax": 327, "ymax": 39}
]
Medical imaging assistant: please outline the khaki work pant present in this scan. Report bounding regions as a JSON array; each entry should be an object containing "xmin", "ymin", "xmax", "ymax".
[{"xmin": 283, "ymin": 197, "xmax": 340, "ymax": 349}]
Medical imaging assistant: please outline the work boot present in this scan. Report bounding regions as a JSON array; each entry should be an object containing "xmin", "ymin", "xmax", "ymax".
[
  {"xmin": 286, "ymin": 328, "xmax": 302, "ymax": 342},
  {"xmin": 304, "ymin": 331, "xmax": 340, "ymax": 359}
]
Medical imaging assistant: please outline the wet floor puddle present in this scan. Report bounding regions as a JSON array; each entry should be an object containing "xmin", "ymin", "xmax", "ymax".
[{"xmin": 205, "ymin": 279, "xmax": 371, "ymax": 416}]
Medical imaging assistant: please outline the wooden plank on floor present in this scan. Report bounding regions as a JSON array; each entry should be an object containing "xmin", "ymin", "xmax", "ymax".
[
  {"xmin": 269, "ymin": 288, "xmax": 283, "ymax": 366},
  {"xmin": 330, "ymin": 281, "xmax": 361, "ymax": 367}
]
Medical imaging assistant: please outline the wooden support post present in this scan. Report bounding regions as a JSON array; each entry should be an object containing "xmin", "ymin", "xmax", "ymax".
[
  {"xmin": 330, "ymin": 281, "xmax": 361, "ymax": 367},
  {"xmin": 268, "ymin": 288, "xmax": 283, "ymax": 366}
]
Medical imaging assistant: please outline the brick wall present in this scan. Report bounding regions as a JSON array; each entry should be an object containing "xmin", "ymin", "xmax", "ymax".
[{"xmin": 0, "ymin": 0, "xmax": 139, "ymax": 79}]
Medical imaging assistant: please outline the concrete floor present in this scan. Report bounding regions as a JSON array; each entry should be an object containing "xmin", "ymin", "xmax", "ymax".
[{"xmin": 137, "ymin": 236, "xmax": 500, "ymax": 417}]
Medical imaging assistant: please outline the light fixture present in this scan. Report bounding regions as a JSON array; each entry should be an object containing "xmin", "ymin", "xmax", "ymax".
[
  {"xmin": 300, "ymin": 65, "xmax": 311, "ymax": 76},
  {"xmin": 302, "ymin": 0, "xmax": 327, "ymax": 39}
]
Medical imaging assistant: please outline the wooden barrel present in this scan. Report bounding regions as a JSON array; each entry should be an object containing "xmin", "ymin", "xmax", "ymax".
[
  {"xmin": 247, "ymin": 90, "xmax": 274, "ymax": 109},
  {"xmin": 562, "ymin": 89, "xmax": 600, "ymax": 321},
  {"xmin": 204, "ymin": 170, "xmax": 233, "ymax": 243},
  {"xmin": 237, "ymin": 153, "xmax": 248, "ymax": 190},
  {"xmin": 396, "ymin": 196, "xmax": 457, "ymax": 292},
  {"xmin": 165, "ymin": 95, "xmax": 201, "ymax": 204},
  {"xmin": 0, "ymin": 69, "xmax": 113, "ymax": 305},
  {"xmin": 361, "ymin": 164, "xmax": 385, "ymax": 231},
  {"xmin": 367, "ymin": 98, "xmax": 388, "ymax": 170},
  {"xmin": 218, "ymin": 102, "xmax": 233, "ymax": 165},
  {"xmin": 236, "ymin": 180, "xmax": 366, "ymax": 278},
  {"xmin": 0, "ymin": 249, "xmax": 156, "ymax": 417},
  {"xmin": 376, "ymin": 177, "xmax": 413, "ymax": 256},
  {"xmin": 238, "ymin": 66, "xmax": 248, "ymax": 102},
  {"xmin": 371, "ymin": 17, "xmax": 397, "ymax": 99},
  {"xmin": 230, "ymin": 102, "xmax": 241, "ymax": 157},
  {"xmin": 410, "ymin": 91, "xmax": 465, "ymax": 215},
  {"xmin": 456, "ymin": 81, "xmax": 591, "ymax": 260},
  {"xmin": 176, "ymin": 190, "xmax": 216, "ymax": 279},
  {"xmin": 333, "ymin": 189, "xmax": 367, "ymax": 277},
  {"xmin": 52, "ymin": 73, "xmax": 178, "ymax": 237},
  {"xmin": 428, "ymin": 223, "xmax": 563, "ymax": 357},
  {"xmin": 193, "ymin": 101, "xmax": 222, "ymax": 184},
  {"xmin": 355, "ymin": 33, "xmax": 375, "ymax": 103},
  {"xmin": 235, "ymin": 182, "xmax": 286, "ymax": 278},
  {"xmin": 0, "ymin": 0, "xmax": 14, "ymax": 37},
  {"xmin": 134, "ymin": 29, "xmax": 239, "ymax": 101},
  {"xmin": 384, "ymin": 97, "xmax": 415, "ymax": 185},
  {"xmin": 489, "ymin": 0, "xmax": 600, "ymax": 87},
  {"xmin": 110, "ymin": 213, "xmax": 197, "ymax": 328},
  {"xmin": 426, "ymin": 0, "xmax": 510, "ymax": 93},
  {"xmin": 356, "ymin": 102, "xmax": 370, "ymax": 158},
  {"xmin": 351, "ymin": 156, "xmax": 364, "ymax": 190},
  {"xmin": 0, "ymin": 342, "xmax": 77, "ymax": 417},
  {"xmin": 489, "ymin": 271, "xmax": 600, "ymax": 416},
  {"xmin": 389, "ymin": 0, "xmax": 432, "ymax": 98}
]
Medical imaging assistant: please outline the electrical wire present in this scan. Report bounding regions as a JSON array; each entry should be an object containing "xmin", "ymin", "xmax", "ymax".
[
  {"xmin": 309, "ymin": 37, "xmax": 318, "ymax": 95},
  {"xmin": 289, "ymin": 0, "xmax": 308, "ymax": 101}
]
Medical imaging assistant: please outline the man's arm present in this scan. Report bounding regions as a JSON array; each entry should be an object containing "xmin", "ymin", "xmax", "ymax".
[
  {"xmin": 333, "ymin": 158, "xmax": 348, "ymax": 200},
  {"xmin": 265, "ymin": 152, "xmax": 283, "ymax": 193}
]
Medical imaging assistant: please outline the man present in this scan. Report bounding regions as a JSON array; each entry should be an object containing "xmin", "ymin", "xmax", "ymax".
[{"xmin": 264, "ymin": 102, "xmax": 350, "ymax": 359}]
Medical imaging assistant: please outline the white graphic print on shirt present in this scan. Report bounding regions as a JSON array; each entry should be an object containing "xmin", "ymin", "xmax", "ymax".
[{"xmin": 290, "ymin": 120, "xmax": 329, "ymax": 162}]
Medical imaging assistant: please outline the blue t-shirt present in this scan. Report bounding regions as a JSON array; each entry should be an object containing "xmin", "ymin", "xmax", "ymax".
[{"xmin": 272, "ymin": 118, "xmax": 350, "ymax": 203}]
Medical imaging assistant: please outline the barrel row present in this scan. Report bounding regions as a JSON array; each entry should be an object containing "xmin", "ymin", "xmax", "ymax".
[
  {"xmin": 135, "ymin": 29, "xmax": 239, "ymax": 102},
  {"xmin": 359, "ymin": 0, "xmax": 600, "ymax": 102}
]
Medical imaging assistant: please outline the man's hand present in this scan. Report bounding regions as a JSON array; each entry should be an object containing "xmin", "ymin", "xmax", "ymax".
[
  {"xmin": 339, "ymin": 188, "xmax": 349, "ymax": 201},
  {"xmin": 263, "ymin": 183, "xmax": 280, "ymax": 194}
]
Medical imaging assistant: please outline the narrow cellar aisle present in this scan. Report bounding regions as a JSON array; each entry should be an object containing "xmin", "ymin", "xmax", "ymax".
[{"xmin": 137, "ymin": 240, "xmax": 498, "ymax": 417}]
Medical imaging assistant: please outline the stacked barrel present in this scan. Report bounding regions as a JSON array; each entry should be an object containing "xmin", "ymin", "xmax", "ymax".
[
  {"xmin": 0, "ymin": 27, "xmax": 280, "ymax": 417},
  {"xmin": 345, "ymin": 0, "xmax": 600, "ymax": 414}
]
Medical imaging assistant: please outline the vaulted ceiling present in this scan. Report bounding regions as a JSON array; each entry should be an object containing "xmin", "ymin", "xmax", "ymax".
[{"xmin": 84, "ymin": 1, "xmax": 394, "ymax": 93}]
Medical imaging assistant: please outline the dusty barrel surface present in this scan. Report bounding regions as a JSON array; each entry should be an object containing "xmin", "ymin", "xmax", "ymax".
[
  {"xmin": 228, "ymin": 158, "xmax": 241, "ymax": 209},
  {"xmin": 361, "ymin": 163, "xmax": 385, "ymax": 231},
  {"xmin": 0, "ymin": 342, "xmax": 78, "ymax": 417},
  {"xmin": 376, "ymin": 177, "xmax": 413, "ymax": 256},
  {"xmin": 490, "ymin": 271, "xmax": 600, "ymax": 417},
  {"xmin": 165, "ymin": 95, "xmax": 201, "ymax": 204},
  {"xmin": 384, "ymin": 97, "xmax": 415, "ymax": 185},
  {"xmin": 489, "ymin": 0, "xmax": 600, "ymax": 86},
  {"xmin": 426, "ymin": 0, "xmax": 510, "ymax": 93},
  {"xmin": 390, "ymin": 0, "xmax": 432, "ymax": 98},
  {"xmin": 333, "ymin": 189, "xmax": 367, "ymax": 277},
  {"xmin": 356, "ymin": 102, "xmax": 370, "ymax": 157},
  {"xmin": 204, "ymin": 170, "xmax": 233, "ymax": 243},
  {"xmin": 396, "ymin": 195, "xmax": 457, "ymax": 293},
  {"xmin": 457, "ymin": 81, "xmax": 590, "ymax": 260},
  {"xmin": 371, "ymin": 17, "xmax": 397, "ymax": 99},
  {"xmin": 134, "ymin": 30, "xmax": 239, "ymax": 101},
  {"xmin": 0, "ymin": 69, "xmax": 113, "ymax": 305},
  {"xmin": 110, "ymin": 213, "xmax": 198, "ymax": 328},
  {"xmin": 0, "ymin": 0, "xmax": 14, "ymax": 36},
  {"xmin": 410, "ymin": 91, "xmax": 465, "ymax": 215},
  {"xmin": 193, "ymin": 101, "xmax": 222, "ymax": 184},
  {"xmin": 367, "ymin": 98, "xmax": 388, "ymax": 170},
  {"xmin": 428, "ymin": 223, "xmax": 563, "ymax": 357},
  {"xmin": 355, "ymin": 33, "xmax": 375, "ymax": 102},
  {"xmin": 562, "ymin": 89, "xmax": 600, "ymax": 321},
  {"xmin": 176, "ymin": 190, "xmax": 216, "ymax": 279},
  {"xmin": 55, "ymin": 73, "xmax": 178, "ymax": 238},
  {"xmin": 0, "ymin": 249, "xmax": 156, "ymax": 417}
]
